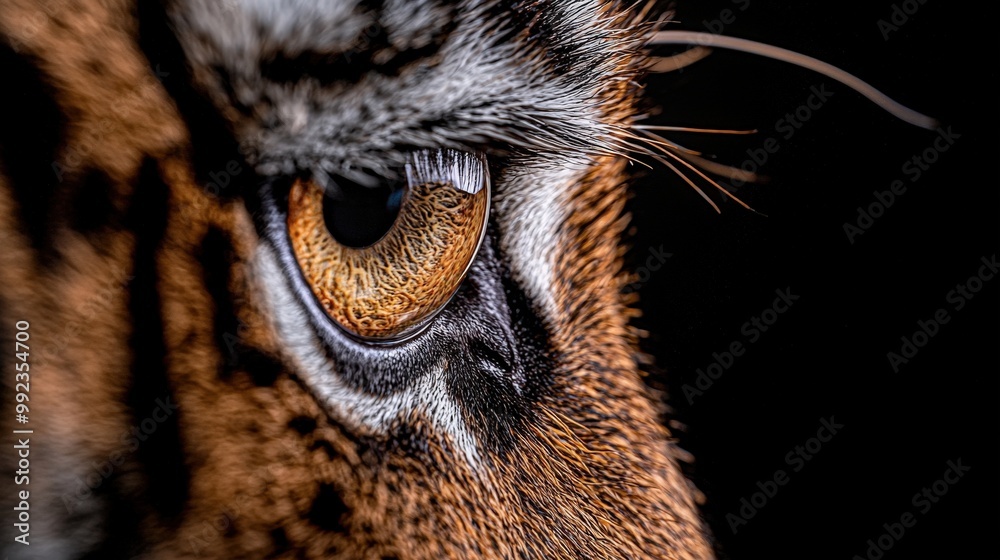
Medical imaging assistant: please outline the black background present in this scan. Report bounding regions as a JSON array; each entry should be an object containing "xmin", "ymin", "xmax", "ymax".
[{"xmin": 629, "ymin": 1, "xmax": 998, "ymax": 558}]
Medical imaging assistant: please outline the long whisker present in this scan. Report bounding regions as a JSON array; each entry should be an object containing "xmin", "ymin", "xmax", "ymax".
[
  {"xmin": 634, "ymin": 124, "xmax": 757, "ymax": 135},
  {"xmin": 633, "ymin": 133, "xmax": 703, "ymax": 156},
  {"xmin": 655, "ymin": 156, "xmax": 721, "ymax": 213},
  {"xmin": 649, "ymin": 31, "xmax": 939, "ymax": 130},
  {"xmin": 629, "ymin": 127, "xmax": 706, "ymax": 156},
  {"xmin": 672, "ymin": 151, "xmax": 763, "ymax": 184},
  {"xmin": 610, "ymin": 130, "xmax": 675, "ymax": 166},
  {"xmin": 633, "ymin": 124, "xmax": 768, "ymax": 188},
  {"xmin": 647, "ymin": 46, "xmax": 712, "ymax": 73},
  {"xmin": 651, "ymin": 148, "xmax": 765, "ymax": 216},
  {"xmin": 635, "ymin": 127, "xmax": 766, "ymax": 214}
]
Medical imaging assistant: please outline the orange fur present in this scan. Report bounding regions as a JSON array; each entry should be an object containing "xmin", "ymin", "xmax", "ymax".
[{"xmin": 0, "ymin": 0, "xmax": 714, "ymax": 557}]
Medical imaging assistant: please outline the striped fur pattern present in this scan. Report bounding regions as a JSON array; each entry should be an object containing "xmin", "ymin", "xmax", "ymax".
[{"xmin": 0, "ymin": 0, "xmax": 715, "ymax": 557}]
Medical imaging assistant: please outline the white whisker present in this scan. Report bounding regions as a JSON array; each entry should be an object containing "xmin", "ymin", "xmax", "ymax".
[
  {"xmin": 649, "ymin": 31, "xmax": 939, "ymax": 130},
  {"xmin": 634, "ymin": 125, "xmax": 757, "ymax": 135},
  {"xmin": 632, "ymin": 130, "xmax": 703, "ymax": 156}
]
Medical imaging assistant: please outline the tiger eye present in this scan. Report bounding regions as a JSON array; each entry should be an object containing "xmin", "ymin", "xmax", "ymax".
[{"xmin": 287, "ymin": 150, "xmax": 490, "ymax": 341}]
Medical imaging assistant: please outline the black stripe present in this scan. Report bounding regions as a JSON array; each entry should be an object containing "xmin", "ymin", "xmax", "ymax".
[
  {"xmin": 68, "ymin": 168, "xmax": 121, "ymax": 238},
  {"xmin": 0, "ymin": 40, "xmax": 68, "ymax": 263},
  {"xmin": 136, "ymin": 1, "xmax": 248, "ymax": 199},
  {"xmin": 198, "ymin": 226, "xmax": 240, "ymax": 377},
  {"xmin": 124, "ymin": 157, "xmax": 190, "ymax": 521}
]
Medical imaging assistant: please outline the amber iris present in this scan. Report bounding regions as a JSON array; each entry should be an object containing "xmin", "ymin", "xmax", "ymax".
[{"xmin": 287, "ymin": 150, "xmax": 490, "ymax": 341}]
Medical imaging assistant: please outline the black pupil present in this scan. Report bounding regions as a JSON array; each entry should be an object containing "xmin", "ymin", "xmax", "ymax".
[{"xmin": 321, "ymin": 175, "xmax": 404, "ymax": 248}]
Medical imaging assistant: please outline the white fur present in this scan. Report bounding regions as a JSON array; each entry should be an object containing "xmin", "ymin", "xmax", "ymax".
[{"xmin": 494, "ymin": 161, "xmax": 590, "ymax": 324}]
